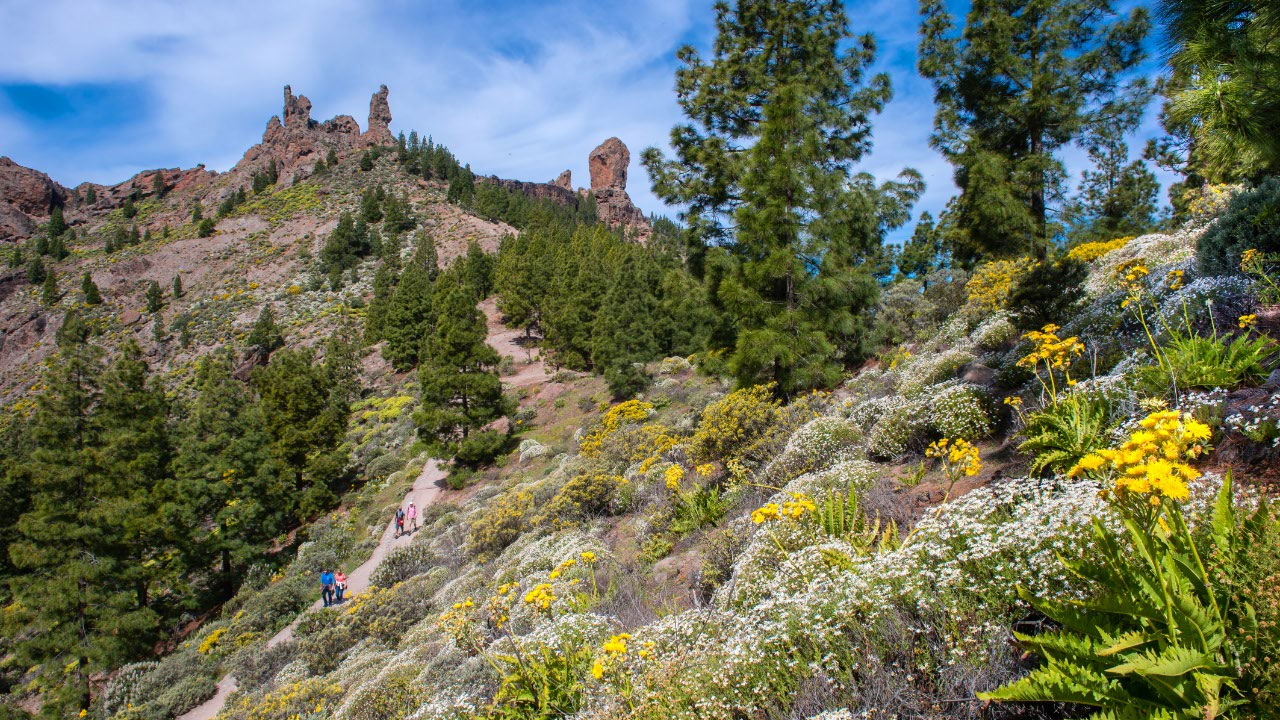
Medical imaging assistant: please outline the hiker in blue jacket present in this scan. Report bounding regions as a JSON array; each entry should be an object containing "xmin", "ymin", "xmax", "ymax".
[{"xmin": 320, "ymin": 569, "xmax": 335, "ymax": 607}]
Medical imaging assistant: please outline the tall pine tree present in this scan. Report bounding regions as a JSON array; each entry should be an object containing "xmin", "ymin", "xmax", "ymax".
[
  {"xmin": 643, "ymin": 0, "xmax": 920, "ymax": 392},
  {"xmin": 918, "ymin": 0, "xmax": 1151, "ymax": 260}
]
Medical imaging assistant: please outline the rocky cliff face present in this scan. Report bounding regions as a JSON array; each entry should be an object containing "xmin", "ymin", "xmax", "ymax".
[
  {"xmin": 234, "ymin": 85, "xmax": 397, "ymax": 189},
  {"xmin": 588, "ymin": 137, "xmax": 649, "ymax": 240},
  {"xmin": 0, "ymin": 157, "xmax": 73, "ymax": 243}
]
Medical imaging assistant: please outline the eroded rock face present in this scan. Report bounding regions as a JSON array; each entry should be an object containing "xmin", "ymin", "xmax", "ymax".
[
  {"xmin": 364, "ymin": 85, "xmax": 394, "ymax": 146},
  {"xmin": 551, "ymin": 170, "xmax": 573, "ymax": 191},
  {"xmin": 588, "ymin": 137, "xmax": 629, "ymax": 191},
  {"xmin": 232, "ymin": 84, "xmax": 397, "ymax": 190},
  {"xmin": 0, "ymin": 157, "xmax": 71, "ymax": 242},
  {"xmin": 587, "ymin": 138, "xmax": 649, "ymax": 240}
]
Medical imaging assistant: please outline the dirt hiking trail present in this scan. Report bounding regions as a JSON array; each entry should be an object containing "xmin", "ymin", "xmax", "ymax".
[{"xmin": 179, "ymin": 460, "xmax": 446, "ymax": 720}]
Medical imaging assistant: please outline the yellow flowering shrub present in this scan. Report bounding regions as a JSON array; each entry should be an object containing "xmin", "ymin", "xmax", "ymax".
[
  {"xmin": 1068, "ymin": 410, "xmax": 1210, "ymax": 504},
  {"xmin": 750, "ymin": 493, "xmax": 817, "ymax": 524},
  {"xmin": 222, "ymin": 678, "xmax": 343, "ymax": 720},
  {"xmin": 579, "ymin": 400, "xmax": 653, "ymax": 456},
  {"xmin": 467, "ymin": 490, "xmax": 532, "ymax": 558},
  {"xmin": 663, "ymin": 464, "xmax": 683, "ymax": 491},
  {"xmin": 535, "ymin": 472, "xmax": 626, "ymax": 528},
  {"xmin": 689, "ymin": 384, "xmax": 782, "ymax": 465},
  {"xmin": 196, "ymin": 627, "xmax": 226, "ymax": 655},
  {"xmin": 965, "ymin": 258, "xmax": 1035, "ymax": 312},
  {"xmin": 925, "ymin": 437, "xmax": 981, "ymax": 481},
  {"xmin": 1066, "ymin": 236, "xmax": 1131, "ymax": 263}
]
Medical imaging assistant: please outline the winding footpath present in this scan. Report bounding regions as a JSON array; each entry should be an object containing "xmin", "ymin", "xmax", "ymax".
[{"xmin": 179, "ymin": 460, "xmax": 447, "ymax": 720}]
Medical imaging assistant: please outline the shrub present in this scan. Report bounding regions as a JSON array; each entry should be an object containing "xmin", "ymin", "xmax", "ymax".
[
  {"xmin": 98, "ymin": 650, "xmax": 219, "ymax": 720},
  {"xmin": 369, "ymin": 543, "xmax": 436, "ymax": 588},
  {"xmin": 1066, "ymin": 236, "xmax": 1131, "ymax": 263},
  {"xmin": 455, "ymin": 429, "xmax": 508, "ymax": 469},
  {"xmin": 535, "ymin": 472, "xmax": 626, "ymax": 527},
  {"xmin": 927, "ymin": 382, "xmax": 992, "ymax": 441},
  {"xmin": 196, "ymin": 217, "xmax": 216, "ymax": 238},
  {"xmin": 897, "ymin": 348, "xmax": 974, "ymax": 395},
  {"xmin": 221, "ymin": 677, "xmax": 343, "ymax": 720},
  {"xmin": 688, "ymin": 384, "xmax": 783, "ymax": 464},
  {"xmin": 1006, "ymin": 256, "xmax": 1087, "ymax": 332},
  {"xmin": 1198, "ymin": 177, "xmax": 1280, "ymax": 275},
  {"xmin": 1017, "ymin": 391, "xmax": 1115, "ymax": 477},
  {"xmin": 965, "ymin": 258, "xmax": 1035, "ymax": 313},
  {"xmin": 1140, "ymin": 329, "xmax": 1278, "ymax": 393},
  {"xmin": 467, "ymin": 490, "xmax": 531, "ymax": 558},
  {"xmin": 671, "ymin": 484, "xmax": 730, "ymax": 534},
  {"xmin": 342, "ymin": 663, "xmax": 425, "ymax": 720},
  {"xmin": 971, "ymin": 311, "xmax": 1017, "ymax": 350},
  {"xmin": 866, "ymin": 400, "xmax": 928, "ymax": 460}
]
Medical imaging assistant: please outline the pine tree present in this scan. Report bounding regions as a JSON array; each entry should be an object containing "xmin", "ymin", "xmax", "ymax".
[
  {"xmin": 252, "ymin": 348, "xmax": 349, "ymax": 516},
  {"xmin": 27, "ymin": 254, "xmax": 47, "ymax": 285},
  {"xmin": 591, "ymin": 253, "xmax": 659, "ymax": 398},
  {"xmin": 172, "ymin": 273, "xmax": 183, "ymax": 299},
  {"xmin": 246, "ymin": 305, "xmax": 284, "ymax": 357},
  {"xmin": 898, "ymin": 211, "xmax": 945, "ymax": 285},
  {"xmin": 918, "ymin": 0, "xmax": 1151, "ymax": 260},
  {"xmin": 462, "ymin": 240, "xmax": 493, "ymax": 299},
  {"xmin": 361, "ymin": 187, "xmax": 383, "ymax": 223},
  {"xmin": 382, "ymin": 264, "xmax": 434, "ymax": 371},
  {"xmin": 191, "ymin": 202, "xmax": 203, "ymax": 222},
  {"xmin": 266, "ymin": 158, "xmax": 278, "ymax": 185},
  {"xmin": 41, "ymin": 269, "xmax": 58, "ymax": 307},
  {"xmin": 415, "ymin": 281, "xmax": 512, "ymax": 466},
  {"xmin": 9, "ymin": 244, "xmax": 22, "ymax": 268},
  {"xmin": 173, "ymin": 351, "xmax": 285, "ymax": 587},
  {"xmin": 1065, "ymin": 119, "xmax": 1160, "ymax": 243},
  {"xmin": 643, "ymin": 0, "xmax": 920, "ymax": 392},
  {"xmin": 95, "ymin": 340, "xmax": 175, "ymax": 611},
  {"xmin": 122, "ymin": 196, "xmax": 137, "ymax": 219},
  {"xmin": 35, "ymin": 234, "xmax": 49, "ymax": 256},
  {"xmin": 81, "ymin": 272, "xmax": 102, "ymax": 305},
  {"xmin": 48, "ymin": 232, "xmax": 68, "ymax": 261},
  {"xmin": 145, "ymin": 280, "xmax": 163, "ymax": 313},
  {"xmin": 197, "ymin": 218, "xmax": 215, "ymax": 238},
  {"xmin": 84, "ymin": 186, "xmax": 97, "ymax": 205},
  {"xmin": 151, "ymin": 172, "xmax": 166, "ymax": 198},
  {"xmin": 359, "ymin": 151, "xmax": 374, "ymax": 172},
  {"xmin": 326, "ymin": 148, "xmax": 339, "ymax": 168},
  {"xmin": 9, "ymin": 313, "xmax": 156, "ymax": 713},
  {"xmin": 411, "ymin": 229, "xmax": 438, "ymax": 279},
  {"xmin": 47, "ymin": 206, "xmax": 67, "ymax": 237},
  {"xmin": 363, "ymin": 263, "xmax": 399, "ymax": 344}
]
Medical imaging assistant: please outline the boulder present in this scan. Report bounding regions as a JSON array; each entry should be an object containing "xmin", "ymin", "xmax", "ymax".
[
  {"xmin": 551, "ymin": 170, "xmax": 572, "ymax": 191},
  {"xmin": 0, "ymin": 156, "xmax": 72, "ymax": 242},
  {"xmin": 588, "ymin": 137, "xmax": 629, "ymax": 191}
]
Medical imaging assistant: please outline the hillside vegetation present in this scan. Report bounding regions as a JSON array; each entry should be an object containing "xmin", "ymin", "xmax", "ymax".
[{"xmin": 2, "ymin": 1, "xmax": 1280, "ymax": 720}]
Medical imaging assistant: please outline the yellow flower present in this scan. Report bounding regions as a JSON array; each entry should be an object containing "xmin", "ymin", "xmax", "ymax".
[
  {"xmin": 1239, "ymin": 313, "xmax": 1258, "ymax": 329},
  {"xmin": 1165, "ymin": 269, "xmax": 1185, "ymax": 291},
  {"xmin": 591, "ymin": 661, "xmax": 605, "ymax": 680},
  {"xmin": 664, "ymin": 464, "xmax": 684, "ymax": 492},
  {"xmin": 580, "ymin": 551, "xmax": 596, "ymax": 563},
  {"xmin": 751, "ymin": 503, "xmax": 779, "ymax": 524},
  {"xmin": 1241, "ymin": 248, "xmax": 1259, "ymax": 270},
  {"xmin": 1003, "ymin": 396, "xmax": 1022, "ymax": 407}
]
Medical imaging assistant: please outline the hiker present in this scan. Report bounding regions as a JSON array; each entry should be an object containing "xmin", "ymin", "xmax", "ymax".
[
  {"xmin": 334, "ymin": 570, "xmax": 347, "ymax": 604},
  {"xmin": 395, "ymin": 507, "xmax": 405, "ymax": 537},
  {"xmin": 407, "ymin": 501, "xmax": 418, "ymax": 533},
  {"xmin": 320, "ymin": 569, "xmax": 335, "ymax": 607}
]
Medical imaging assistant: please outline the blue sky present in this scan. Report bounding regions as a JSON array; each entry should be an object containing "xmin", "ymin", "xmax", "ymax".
[{"xmin": 0, "ymin": 0, "xmax": 1172, "ymax": 244}]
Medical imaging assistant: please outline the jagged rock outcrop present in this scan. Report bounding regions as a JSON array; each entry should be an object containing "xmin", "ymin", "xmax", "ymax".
[
  {"xmin": 364, "ymin": 85, "xmax": 394, "ymax": 146},
  {"xmin": 0, "ymin": 157, "xmax": 72, "ymax": 243},
  {"xmin": 551, "ymin": 170, "xmax": 573, "ymax": 192},
  {"xmin": 77, "ymin": 166, "xmax": 216, "ymax": 212},
  {"xmin": 481, "ymin": 176, "xmax": 578, "ymax": 206},
  {"xmin": 234, "ymin": 85, "xmax": 397, "ymax": 187},
  {"xmin": 588, "ymin": 138, "xmax": 649, "ymax": 239}
]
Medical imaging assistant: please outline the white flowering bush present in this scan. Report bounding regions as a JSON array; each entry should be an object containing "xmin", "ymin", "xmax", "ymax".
[
  {"xmin": 896, "ymin": 347, "xmax": 974, "ymax": 396},
  {"xmin": 970, "ymin": 311, "xmax": 1017, "ymax": 350},
  {"xmin": 865, "ymin": 399, "xmax": 928, "ymax": 459},
  {"xmin": 927, "ymin": 381, "xmax": 993, "ymax": 440},
  {"xmin": 1084, "ymin": 225, "xmax": 1206, "ymax": 296}
]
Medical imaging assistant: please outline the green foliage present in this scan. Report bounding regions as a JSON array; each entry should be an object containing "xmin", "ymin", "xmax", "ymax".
[
  {"xmin": 1018, "ymin": 392, "xmax": 1115, "ymax": 477},
  {"xmin": 40, "ymin": 269, "xmax": 58, "ymax": 307},
  {"xmin": 172, "ymin": 274, "xmax": 183, "ymax": 299},
  {"xmin": 145, "ymin": 280, "xmax": 163, "ymax": 313},
  {"xmin": 81, "ymin": 272, "xmax": 102, "ymax": 305},
  {"xmin": 671, "ymin": 484, "xmax": 729, "ymax": 535},
  {"xmin": 415, "ymin": 280, "xmax": 513, "ymax": 466},
  {"xmin": 246, "ymin": 304, "xmax": 284, "ymax": 357},
  {"xmin": 196, "ymin": 218, "xmax": 215, "ymax": 238},
  {"xmin": 536, "ymin": 472, "xmax": 625, "ymax": 528},
  {"xmin": 1007, "ymin": 256, "xmax": 1088, "ymax": 332},
  {"xmin": 643, "ymin": 0, "xmax": 920, "ymax": 392},
  {"xmin": 320, "ymin": 212, "xmax": 372, "ymax": 283},
  {"xmin": 1197, "ymin": 178, "xmax": 1280, "ymax": 275},
  {"xmin": 1140, "ymin": 330, "xmax": 1278, "ymax": 393},
  {"xmin": 980, "ymin": 478, "xmax": 1270, "ymax": 720},
  {"xmin": 1155, "ymin": 1, "xmax": 1280, "ymax": 181},
  {"xmin": 359, "ymin": 150, "xmax": 374, "ymax": 171},
  {"xmin": 26, "ymin": 253, "xmax": 46, "ymax": 284},
  {"xmin": 485, "ymin": 643, "xmax": 591, "ymax": 720},
  {"xmin": 123, "ymin": 196, "xmax": 138, "ymax": 219},
  {"xmin": 382, "ymin": 264, "xmax": 434, "ymax": 370},
  {"xmin": 1065, "ymin": 118, "xmax": 1160, "ymax": 243},
  {"xmin": 919, "ymin": 0, "xmax": 1151, "ymax": 260}
]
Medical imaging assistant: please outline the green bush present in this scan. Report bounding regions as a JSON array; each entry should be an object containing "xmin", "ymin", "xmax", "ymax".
[
  {"xmin": 671, "ymin": 484, "xmax": 730, "ymax": 534},
  {"xmin": 369, "ymin": 544, "xmax": 436, "ymax": 588},
  {"xmin": 1006, "ymin": 256, "xmax": 1087, "ymax": 332},
  {"xmin": 455, "ymin": 429, "xmax": 508, "ymax": 468},
  {"xmin": 535, "ymin": 472, "xmax": 625, "ymax": 528},
  {"xmin": 1198, "ymin": 177, "xmax": 1280, "ymax": 275},
  {"xmin": 1018, "ymin": 392, "xmax": 1115, "ymax": 477},
  {"xmin": 1139, "ymin": 330, "xmax": 1278, "ymax": 393}
]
